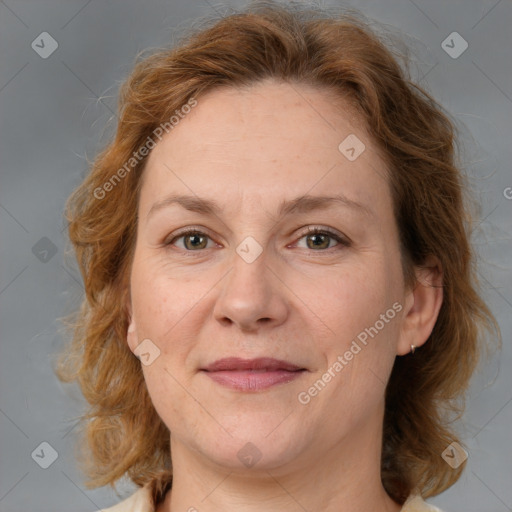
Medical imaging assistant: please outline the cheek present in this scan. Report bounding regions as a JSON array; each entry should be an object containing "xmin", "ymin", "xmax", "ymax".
[
  {"xmin": 141, "ymin": 363, "xmax": 193, "ymax": 434},
  {"xmin": 302, "ymin": 268, "xmax": 400, "ymax": 431},
  {"xmin": 311, "ymin": 261, "xmax": 393, "ymax": 348},
  {"xmin": 307, "ymin": 257, "xmax": 402, "ymax": 404},
  {"xmin": 131, "ymin": 258, "xmax": 204, "ymax": 337}
]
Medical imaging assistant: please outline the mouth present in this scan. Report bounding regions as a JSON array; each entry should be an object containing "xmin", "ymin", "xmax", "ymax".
[{"xmin": 200, "ymin": 357, "xmax": 307, "ymax": 391}]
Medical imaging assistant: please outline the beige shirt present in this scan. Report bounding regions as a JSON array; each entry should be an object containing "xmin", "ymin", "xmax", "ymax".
[{"xmin": 98, "ymin": 485, "xmax": 444, "ymax": 512}]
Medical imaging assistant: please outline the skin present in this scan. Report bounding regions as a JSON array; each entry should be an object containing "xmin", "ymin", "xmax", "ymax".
[{"xmin": 126, "ymin": 79, "xmax": 443, "ymax": 512}]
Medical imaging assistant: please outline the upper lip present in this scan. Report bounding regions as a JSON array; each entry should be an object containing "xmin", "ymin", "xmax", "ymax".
[{"xmin": 202, "ymin": 357, "xmax": 304, "ymax": 372}]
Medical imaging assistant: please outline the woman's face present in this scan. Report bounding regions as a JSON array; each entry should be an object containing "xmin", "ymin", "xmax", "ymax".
[{"xmin": 127, "ymin": 80, "xmax": 414, "ymax": 473}]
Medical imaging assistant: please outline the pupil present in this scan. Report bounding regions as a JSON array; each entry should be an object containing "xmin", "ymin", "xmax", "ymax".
[
  {"xmin": 189, "ymin": 234, "xmax": 204, "ymax": 248},
  {"xmin": 310, "ymin": 234, "xmax": 327, "ymax": 248}
]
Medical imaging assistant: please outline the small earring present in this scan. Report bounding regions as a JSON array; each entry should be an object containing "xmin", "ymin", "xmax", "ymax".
[{"xmin": 410, "ymin": 344, "xmax": 416, "ymax": 354}]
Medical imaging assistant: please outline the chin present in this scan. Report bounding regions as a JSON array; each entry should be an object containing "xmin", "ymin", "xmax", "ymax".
[
  {"xmin": 184, "ymin": 419, "xmax": 307, "ymax": 472},
  {"xmin": 205, "ymin": 441, "xmax": 301, "ymax": 473}
]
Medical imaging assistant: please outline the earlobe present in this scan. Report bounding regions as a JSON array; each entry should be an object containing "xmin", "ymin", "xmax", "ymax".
[
  {"xmin": 126, "ymin": 301, "xmax": 138, "ymax": 352},
  {"xmin": 397, "ymin": 256, "xmax": 443, "ymax": 356},
  {"xmin": 127, "ymin": 316, "xmax": 138, "ymax": 352}
]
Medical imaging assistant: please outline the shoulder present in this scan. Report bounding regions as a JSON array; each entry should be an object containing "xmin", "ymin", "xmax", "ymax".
[
  {"xmin": 401, "ymin": 494, "xmax": 445, "ymax": 512},
  {"xmin": 96, "ymin": 485, "xmax": 154, "ymax": 512}
]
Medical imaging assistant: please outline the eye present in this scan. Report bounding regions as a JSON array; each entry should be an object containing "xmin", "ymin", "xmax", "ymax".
[
  {"xmin": 294, "ymin": 226, "xmax": 350, "ymax": 251},
  {"xmin": 165, "ymin": 228, "xmax": 215, "ymax": 251},
  {"xmin": 164, "ymin": 226, "xmax": 350, "ymax": 253}
]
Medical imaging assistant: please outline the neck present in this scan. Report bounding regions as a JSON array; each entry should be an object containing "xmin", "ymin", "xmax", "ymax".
[{"xmin": 159, "ymin": 406, "xmax": 402, "ymax": 512}]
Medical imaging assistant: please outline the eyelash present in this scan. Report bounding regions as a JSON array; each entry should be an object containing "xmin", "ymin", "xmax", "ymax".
[{"xmin": 163, "ymin": 226, "xmax": 350, "ymax": 255}]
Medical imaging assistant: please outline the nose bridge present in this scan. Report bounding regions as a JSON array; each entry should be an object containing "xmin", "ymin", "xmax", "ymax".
[{"xmin": 213, "ymin": 239, "xmax": 287, "ymax": 330}]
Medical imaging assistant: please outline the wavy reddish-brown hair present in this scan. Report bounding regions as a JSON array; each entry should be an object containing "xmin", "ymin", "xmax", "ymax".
[{"xmin": 55, "ymin": 0, "xmax": 499, "ymax": 507}]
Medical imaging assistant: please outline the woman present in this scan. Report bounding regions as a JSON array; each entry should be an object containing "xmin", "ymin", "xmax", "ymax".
[{"xmin": 56, "ymin": 1, "xmax": 499, "ymax": 511}]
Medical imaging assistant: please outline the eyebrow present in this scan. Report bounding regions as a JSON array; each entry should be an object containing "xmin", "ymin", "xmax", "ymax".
[{"xmin": 146, "ymin": 192, "xmax": 374, "ymax": 222}]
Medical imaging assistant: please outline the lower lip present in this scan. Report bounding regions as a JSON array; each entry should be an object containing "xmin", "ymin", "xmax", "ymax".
[{"xmin": 202, "ymin": 370, "xmax": 305, "ymax": 391}]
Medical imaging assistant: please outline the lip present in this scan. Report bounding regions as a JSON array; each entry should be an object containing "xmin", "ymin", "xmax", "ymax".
[
  {"xmin": 203, "ymin": 357, "xmax": 303, "ymax": 372},
  {"xmin": 201, "ymin": 357, "xmax": 306, "ymax": 391}
]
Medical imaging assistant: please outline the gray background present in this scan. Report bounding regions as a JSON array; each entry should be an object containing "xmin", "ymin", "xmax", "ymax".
[{"xmin": 0, "ymin": 0, "xmax": 511, "ymax": 511}]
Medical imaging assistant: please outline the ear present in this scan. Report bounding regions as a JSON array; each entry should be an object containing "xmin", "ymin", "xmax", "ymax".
[
  {"xmin": 397, "ymin": 255, "xmax": 443, "ymax": 356},
  {"xmin": 126, "ymin": 298, "xmax": 138, "ymax": 353}
]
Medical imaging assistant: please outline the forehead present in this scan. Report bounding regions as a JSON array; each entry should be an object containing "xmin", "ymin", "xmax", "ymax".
[
  {"xmin": 139, "ymin": 80, "xmax": 390, "ymax": 218},
  {"xmin": 150, "ymin": 80, "xmax": 371, "ymax": 154}
]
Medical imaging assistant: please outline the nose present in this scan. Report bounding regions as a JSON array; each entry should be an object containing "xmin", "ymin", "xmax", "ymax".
[{"xmin": 213, "ymin": 248, "xmax": 289, "ymax": 332}]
